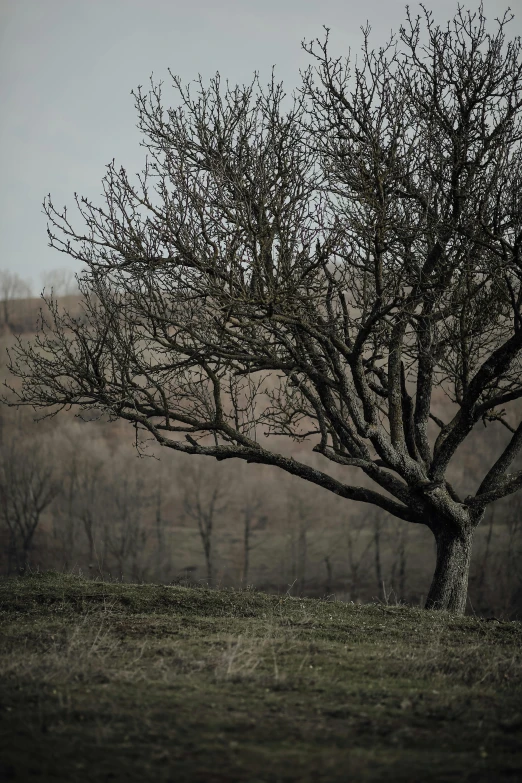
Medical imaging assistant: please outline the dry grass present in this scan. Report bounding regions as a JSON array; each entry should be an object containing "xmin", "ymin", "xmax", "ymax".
[{"xmin": 0, "ymin": 572, "xmax": 521, "ymax": 782}]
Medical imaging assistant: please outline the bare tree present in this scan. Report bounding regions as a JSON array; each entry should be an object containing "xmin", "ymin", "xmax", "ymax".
[
  {"xmin": 240, "ymin": 492, "xmax": 265, "ymax": 586},
  {"xmin": 371, "ymin": 512, "xmax": 385, "ymax": 600},
  {"xmin": 286, "ymin": 488, "xmax": 314, "ymax": 594},
  {"xmin": 73, "ymin": 455, "xmax": 106, "ymax": 566},
  {"xmin": 0, "ymin": 271, "xmax": 31, "ymax": 331},
  {"xmin": 389, "ymin": 519, "xmax": 409, "ymax": 603},
  {"xmin": 343, "ymin": 513, "xmax": 373, "ymax": 602},
  {"xmin": 41, "ymin": 268, "xmax": 79, "ymax": 298},
  {"xmin": 0, "ymin": 439, "xmax": 59, "ymax": 572},
  {"xmin": 51, "ymin": 455, "xmax": 80, "ymax": 570},
  {"xmin": 104, "ymin": 470, "xmax": 150, "ymax": 581},
  {"xmin": 152, "ymin": 475, "xmax": 171, "ymax": 581},
  {"xmin": 182, "ymin": 462, "xmax": 229, "ymax": 584},
  {"xmin": 498, "ymin": 496, "xmax": 522, "ymax": 615},
  {"xmin": 8, "ymin": 6, "xmax": 522, "ymax": 613},
  {"xmin": 324, "ymin": 555, "xmax": 333, "ymax": 596}
]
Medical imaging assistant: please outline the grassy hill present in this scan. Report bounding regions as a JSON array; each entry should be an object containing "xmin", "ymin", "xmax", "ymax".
[{"xmin": 0, "ymin": 574, "xmax": 521, "ymax": 782}]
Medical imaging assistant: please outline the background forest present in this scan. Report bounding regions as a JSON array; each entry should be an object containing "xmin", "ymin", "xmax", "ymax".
[{"xmin": 1, "ymin": 291, "xmax": 521, "ymax": 618}]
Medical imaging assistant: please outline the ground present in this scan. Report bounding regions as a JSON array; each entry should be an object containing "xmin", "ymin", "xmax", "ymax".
[{"xmin": 0, "ymin": 573, "xmax": 521, "ymax": 782}]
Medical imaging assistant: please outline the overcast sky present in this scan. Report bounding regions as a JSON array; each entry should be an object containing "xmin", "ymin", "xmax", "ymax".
[{"xmin": 0, "ymin": 0, "xmax": 518, "ymax": 290}]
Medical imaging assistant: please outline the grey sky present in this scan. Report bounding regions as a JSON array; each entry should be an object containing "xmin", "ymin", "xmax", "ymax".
[{"xmin": 0, "ymin": 0, "xmax": 517, "ymax": 289}]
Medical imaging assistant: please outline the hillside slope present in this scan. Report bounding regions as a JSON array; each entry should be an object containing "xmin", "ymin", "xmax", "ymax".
[{"xmin": 0, "ymin": 574, "xmax": 521, "ymax": 782}]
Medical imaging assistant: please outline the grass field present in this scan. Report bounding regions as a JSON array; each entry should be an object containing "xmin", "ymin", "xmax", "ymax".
[{"xmin": 0, "ymin": 573, "xmax": 521, "ymax": 782}]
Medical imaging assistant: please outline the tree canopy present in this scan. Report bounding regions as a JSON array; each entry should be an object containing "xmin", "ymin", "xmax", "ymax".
[{"xmin": 7, "ymin": 4, "xmax": 522, "ymax": 612}]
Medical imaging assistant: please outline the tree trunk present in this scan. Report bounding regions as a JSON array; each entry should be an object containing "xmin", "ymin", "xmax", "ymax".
[
  {"xmin": 297, "ymin": 527, "xmax": 307, "ymax": 594},
  {"xmin": 243, "ymin": 512, "xmax": 251, "ymax": 586},
  {"xmin": 201, "ymin": 532, "xmax": 212, "ymax": 585},
  {"xmin": 324, "ymin": 555, "xmax": 332, "ymax": 595},
  {"xmin": 425, "ymin": 528, "xmax": 473, "ymax": 614},
  {"xmin": 374, "ymin": 522, "xmax": 383, "ymax": 599}
]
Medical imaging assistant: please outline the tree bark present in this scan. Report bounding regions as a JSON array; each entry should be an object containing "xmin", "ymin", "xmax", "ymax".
[{"xmin": 425, "ymin": 528, "xmax": 474, "ymax": 614}]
